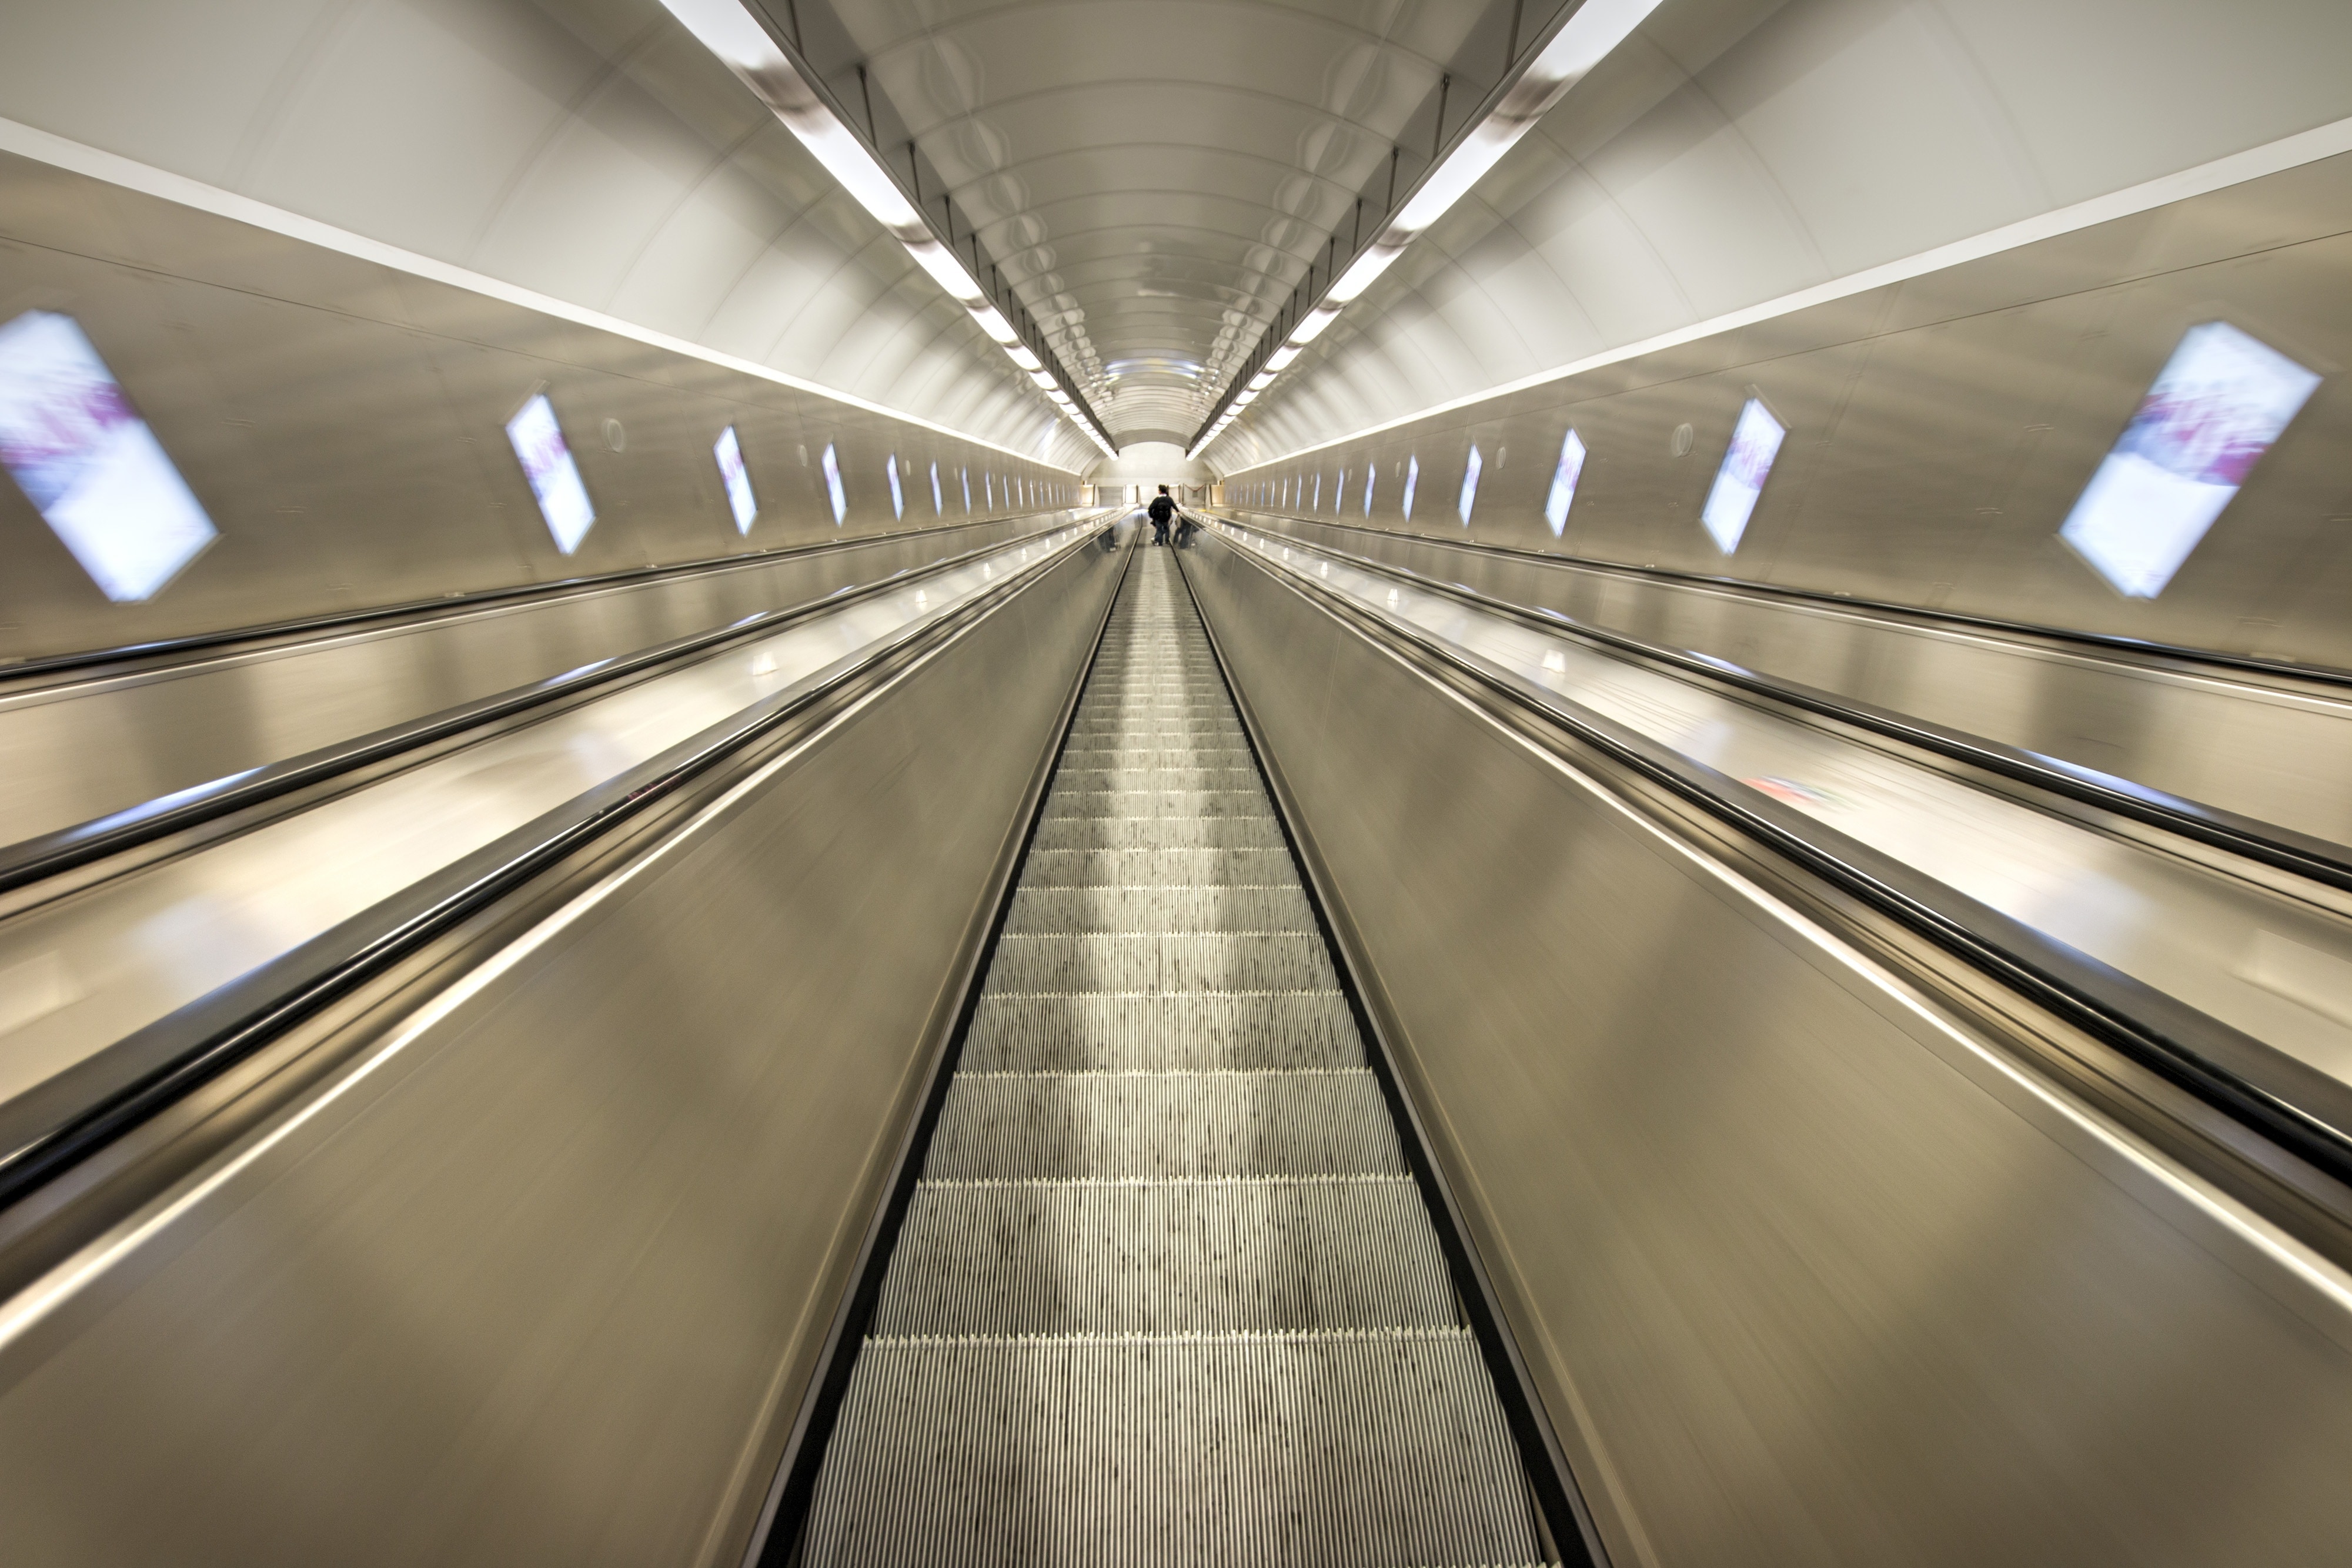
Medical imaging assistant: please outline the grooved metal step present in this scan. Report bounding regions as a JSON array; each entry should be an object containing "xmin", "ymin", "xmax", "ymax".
[
  {"xmin": 1014, "ymin": 847, "xmax": 1302, "ymax": 887},
  {"xmin": 804, "ymin": 1332, "xmax": 1544, "ymax": 1568},
  {"xmin": 984, "ymin": 931, "xmax": 1339, "ymax": 991},
  {"xmin": 1029, "ymin": 814, "xmax": 1287, "ymax": 851},
  {"xmin": 925, "ymin": 1070, "xmax": 1402, "ymax": 1180},
  {"xmin": 1003, "ymin": 884, "xmax": 1317, "ymax": 934},
  {"xmin": 876, "ymin": 1177, "xmax": 1457, "ymax": 1335},
  {"xmin": 963, "ymin": 991, "xmax": 1361, "ymax": 1072},
  {"xmin": 1050, "ymin": 767, "xmax": 1266, "ymax": 793},
  {"xmin": 1043, "ymin": 788, "xmax": 1271, "ymax": 818},
  {"xmin": 801, "ymin": 549, "xmax": 1551, "ymax": 1565}
]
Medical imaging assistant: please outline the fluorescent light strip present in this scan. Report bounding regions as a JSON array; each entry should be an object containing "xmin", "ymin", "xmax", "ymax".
[
  {"xmin": 657, "ymin": 0, "xmax": 1113, "ymax": 457},
  {"xmin": 1195, "ymin": 0, "xmax": 1665, "ymax": 461}
]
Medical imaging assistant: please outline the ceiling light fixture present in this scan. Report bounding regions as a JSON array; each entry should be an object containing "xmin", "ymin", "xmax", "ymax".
[
  {"xmin": 1193, "ymin": 0, "xmax": 1663, "ymax": 461},
  {"xmin": 657, "ymin": 0, "xmax": 1114, "ymax": 457}
]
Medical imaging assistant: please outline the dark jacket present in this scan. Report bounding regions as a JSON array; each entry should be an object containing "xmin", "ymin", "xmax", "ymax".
[{"xmin": 1147, "ymin": 494, "xmax": 1175, "ymax": 525}]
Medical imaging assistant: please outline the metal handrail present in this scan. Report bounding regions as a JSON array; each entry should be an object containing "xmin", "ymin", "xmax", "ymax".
[
  {"xmin": 1201, "ymin": 511, "xmax": 2352, "ymax": 895},
  {"xmin": 0, "ymin": 513, "xmax": 1120, "ymax": 896},
  {"xmin": 0, "ymin": 523, "xmax": 1111, "ymax": 1212},
  {"xmin": 1202, "ymin": 521, "xmax": 2352, "ymax": 1202}
]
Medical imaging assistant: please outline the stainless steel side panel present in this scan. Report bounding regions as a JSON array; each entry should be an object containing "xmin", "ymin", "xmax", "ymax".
[
  {"xmin": 1249, "ymin": 514, "xmax": 2352, "ymax": 850},
  {"xmin": 0, "ymin": 540, "xmax": 1124, "ymax": 1564},
  {"xmin": 1184, "ymin": 536, "xmax": 2352, "ymax": 1568}
]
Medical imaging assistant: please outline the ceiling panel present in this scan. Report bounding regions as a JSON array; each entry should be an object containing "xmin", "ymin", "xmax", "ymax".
[{"xmin": 816, "ymin": 0, "xmax": 1499, "ymax": 443}]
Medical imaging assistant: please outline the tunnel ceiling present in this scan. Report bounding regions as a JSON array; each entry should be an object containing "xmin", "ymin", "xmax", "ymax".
[{"xmin": 774, "ymin": 0, "xmax": 1550, "ymax": 450}]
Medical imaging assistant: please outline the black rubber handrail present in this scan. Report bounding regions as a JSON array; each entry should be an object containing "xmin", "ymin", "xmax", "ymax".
[
  {"xmin": 1223, "ymin": 504, "xmax": 2352, "ymax": 691},
  {"xmin": 1202, "ymin": 512, "xmax": 2352, "ymax": 897},
  {"xmin": 1210, "ymin": 525, "xmax": 2352, "ymax": 1199},
  {"xmin": 0, "ymin": 516, "xmax": 1116, "ymax": 898},
  {"xmin": 0, "ymin": 509, "xmax": 1088, "ymax": 685},
  {"xmin": 0, "ymin": 524, "xmax": 1108, "ymax": 1213}
]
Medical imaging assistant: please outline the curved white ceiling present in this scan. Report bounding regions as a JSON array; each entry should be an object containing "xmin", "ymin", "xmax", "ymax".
[
  {"xmin": 0, "ymin": 0, "xmax": 1098, "ymax": 469},
  {"xmin": 1214, "ymin": 0, "xmax": 2352, "ymax": 468},
  {"xmin": 836, "ymin": 0, "xmax": 1494, "ymax": 446}
]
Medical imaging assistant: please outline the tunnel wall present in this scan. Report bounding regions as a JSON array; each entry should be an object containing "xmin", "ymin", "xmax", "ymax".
[
  {"xmin": 0, "ymin": 150, "xmax": 1079, "ymax": 663},
  {"xmin": 1218, "ymin": 149, "xmax": 2352, "ymax": 666},
  {"xmin": 0, "ymin": 0, "xmax": 1085, "ymax": 469},
  {"xmin": 1226, "ymin": 0, "xmax": 2352, "ymax": 464}
]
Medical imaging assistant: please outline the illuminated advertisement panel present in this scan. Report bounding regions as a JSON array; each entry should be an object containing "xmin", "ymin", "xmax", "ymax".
[
  {"xmin": 1402, "ymin": 455, "xmax": 1419, "ymax": 520},
  {"xmin": 0, "ymin": 310, "xmax": 217, "ymax": 600},
  {"xmin": 2061, "ymin": 322, "xmax": 2320, "ymax": 597},
  {"xmin": 714, "ymin": 424, "xmax": 757, "ymax": 534},
  {"xmin": 930, "ymin": 460, "xmax": 943, "ymax": 514},
  {"xmin": 1544, "ymin": 429, "xmax": 1586, "ymax": 537},
  {"xmin": 887, "ymin": 454, "xmax": 904, "ymax": 519},
  {"xmin": 1700, "ymin": 398, "xmax": 1785, "ymax": 554},
  {"xmin": 506, "ymin": 393, "xmax": 596, "ymax": 554},
  {"xmin": 821, "ymin": 442, "xmax": 847, "ymax": 524},
  {"xmin": 1457, "ymin": 444, "xmax": 1482, "ymax": 526}
]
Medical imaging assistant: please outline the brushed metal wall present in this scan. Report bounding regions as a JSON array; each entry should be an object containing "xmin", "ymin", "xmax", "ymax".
[
  {"xmin": 1184, "ymin": 533, "xmax": 2352, "ymax": 1567},
  {"xmin": 0, "ymin": 539, "xmax": 1124, "ymax": 1566},
  {"xmin": 0, "ymin": 151, "xmax": 1080, "ymax": 664},
  {"xmin": 1221, "ymin": 152, "xmax": 2352, "ymax": 668}
]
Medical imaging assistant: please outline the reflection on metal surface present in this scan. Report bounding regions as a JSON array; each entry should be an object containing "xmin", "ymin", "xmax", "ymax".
[
  {"xmin": 1245, "ymin": 512, "xmax": 2352, "ymax": 852},
  {"xmin": 0, "ymin": 523, "xmax": 1091, "ymax": 1122},
  {"xmin": 1218, "ymin": 520, "xmax": 2352, "ymax": 1089},
  {"xmin": 0, "ymin": 515, "xmax": 1077, "ymax": 850},
  {"xmin": 2242, "ymin": 930, "xmax": 2352, "ymax": 1031}
]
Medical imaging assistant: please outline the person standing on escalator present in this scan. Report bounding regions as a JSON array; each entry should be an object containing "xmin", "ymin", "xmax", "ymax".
[{"xmin": 1147, "ymin": 484, "xmax": 1174, "ymax": 546}]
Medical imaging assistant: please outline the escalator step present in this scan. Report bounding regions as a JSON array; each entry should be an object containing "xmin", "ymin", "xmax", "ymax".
[
  {"xmin": 924, "ymin": 1070, "xmax": 1402, "ymax": 1180},
  {"xmin": 963, "ymin": 991, "xmax": 1360, "ymax": 1072},
  {"xmin": 874, "ymin": 1176, "xmax": 1455, "ymax": 1335},
  {"xmin": 802, "ymin": 1331, "xmax": 1543, "ymax": 1568},
  {"xmin": 1042, "ymin": 788, "xmax": 1271, "ymax": 819},
  {"xmin": 1050, "ymin": 766, "xmax": 1266, "ymax": 792},
  {"xmin": 984, "ymin": 931, "xmax": 1339, "ymax": 991},
  {"xmin": 1015, "ymin": 847, "xmax": 1300, "ymax": 888},
  {"xmin": 1003, "ymin": 884, "xmax": 1317, "ymax": 934},
  {"xmin": 1030, "ymin": 815, "xmax": 1287, "ymax": 851}
]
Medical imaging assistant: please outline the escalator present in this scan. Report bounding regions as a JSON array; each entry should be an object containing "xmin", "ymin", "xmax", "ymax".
[
  {"xmin": 9, "ymin": 518, "xmax": 2352, "ymax": 1565},
  {"xmin": 794, "ymin": 547, "xmax": 1561, "ymax": 1564}
]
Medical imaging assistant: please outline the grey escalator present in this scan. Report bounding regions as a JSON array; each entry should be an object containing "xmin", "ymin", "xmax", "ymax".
[{"xmin": 798, "ymin": 547, "xmax": 1553, "ymax": 1565}]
